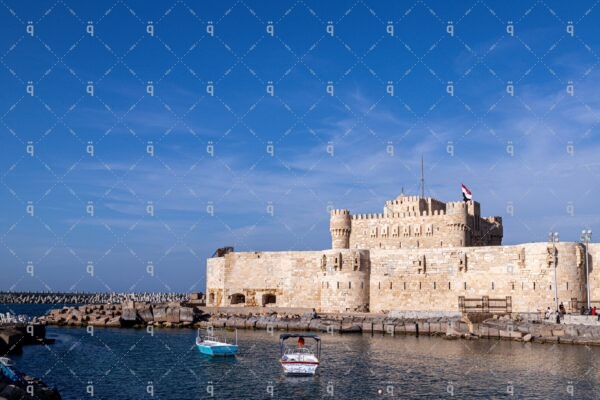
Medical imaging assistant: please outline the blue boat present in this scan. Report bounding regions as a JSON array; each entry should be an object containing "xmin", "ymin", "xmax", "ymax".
[
  {"xmin": 0, "ymin": 357, "xmax": 24, "ymax": 383},
  {"xmin": 196, "ymin": 330, "xmax": 238, "ymax": 357}
]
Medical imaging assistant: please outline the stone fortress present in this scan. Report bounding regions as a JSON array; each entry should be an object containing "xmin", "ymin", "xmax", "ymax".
[{"xmin": 207, "ymin": 192, "xmax": 600, "ymax": 314}]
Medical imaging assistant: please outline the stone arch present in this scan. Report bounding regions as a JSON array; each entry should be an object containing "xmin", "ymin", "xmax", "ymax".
[
  {"xmin": 230, "ymin": 293, "xmax": 245, "ymax": 305},
  {"xmin": 262, "ymin": 293, "xmax": 276, "ymax": 306},
  {"xmin": 209, "ymin": 292, "xmax": 215, "ymax": 304}
]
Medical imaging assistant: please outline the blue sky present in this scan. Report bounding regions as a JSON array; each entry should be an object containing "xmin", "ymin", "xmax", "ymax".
[{"xmin": 1, "ymin": 0, "xmax": 599, "ymax": 292}]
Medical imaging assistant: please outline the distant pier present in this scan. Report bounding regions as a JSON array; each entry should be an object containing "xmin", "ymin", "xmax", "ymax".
[{"xmin": 0, "ymin": 291, "xmax": 195, "ymax": 305}]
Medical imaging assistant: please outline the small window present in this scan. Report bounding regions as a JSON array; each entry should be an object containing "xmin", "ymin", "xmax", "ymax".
[
  {"xmin": 512, "ymin": 283, "xmax": 515, "ymax": 290},
  {"xmin": 448, "ymin": 282, "xmax": 451, "ymax": 290},
  {"xmin": 464, "ymin": 282, "xmax": 467, "ymax": 290},
  {"xmin": 419, "ymin": 282, "xmax": 422, "ymax": 290},
  {"xmin": 378, "ymin": 282, "xmax": 381, "ymax": 290},
  {"xmin": 337, "ymin": 282, "xmax": 340, "ymax": 289},
  {"xmin": 390, "ymin": 282, "xmax": 392, "ymax": 290},
  {"xmin": 566, "ymin": 282, "xmax": 569, "ymax": 290},
  {"xmin": 491, "ymin": 282, "xmax": 494, "ymax": 290},
  {"xmin": 533, "ymin": 282, "xmax": 536, "ymax": 290},
  {"xmin": 349, "ymin": 282, "xmax": 351, "ymax": 289},
  {"xmin": 434, "ymin": 282, "xmax": 436, "ymax": 290},
  {"xmin": 404, "ymin": 282, "xmax": 406, "ymax": 290}
]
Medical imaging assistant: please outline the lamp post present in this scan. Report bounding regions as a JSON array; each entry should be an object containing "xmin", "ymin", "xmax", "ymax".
[
  {"xmin": 548, "ymin": 232, "xmax": 559, "ymax": 312},
  {"xmin": 580, "ymin": 229, "xmax": 593, "ymax": 309}
]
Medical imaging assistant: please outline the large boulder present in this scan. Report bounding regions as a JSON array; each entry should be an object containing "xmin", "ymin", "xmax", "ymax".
[
  {"xmin": 179, "ymin": 307, "xmax": 194, "ymax": 323},
  {"xmin": 153, "ymin": 306, "xmax": 167, "ymax": 323},
  {"xmin": 138, "ymin": 307, "xmax": 154, "ymax": 323},
  {"xmin": 121, "ymin": 308, "xmax": 138, "ymax": 323},
  {"xmin": 166, "ymin": 307, "xmax": 180, "ymax": 323}
]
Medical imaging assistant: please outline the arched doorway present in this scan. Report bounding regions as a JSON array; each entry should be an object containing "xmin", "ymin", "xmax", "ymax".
[
  {"xmin": 262, "ymin": 293, "xmax": 276, "ymax": 306},
  {"xmin": 230, "ymin": 293, "xmax": 245, "ymax": 305}
]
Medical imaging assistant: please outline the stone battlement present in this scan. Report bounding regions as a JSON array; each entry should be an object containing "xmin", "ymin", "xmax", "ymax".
[{"xmin": 332, "ymin": 194, "xmax": 502, "ymax": 250}]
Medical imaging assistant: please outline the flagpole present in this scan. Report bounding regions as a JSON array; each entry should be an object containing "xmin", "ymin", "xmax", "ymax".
[{"xmin": 420, "ymin": 156, "xmax": 424, "ymax": 199}]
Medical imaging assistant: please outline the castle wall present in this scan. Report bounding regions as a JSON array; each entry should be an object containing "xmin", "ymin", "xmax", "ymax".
[
  {"xmin": 206, "ymin": 250, "xmax": 370, "ymax": 312},
  {"xmin": 207, "ymin": 251, "xmax": 323, "ymax": 309},
  {"xmin": 586, "ymin": 243, "xmax": 600, "ymax": 304},
  {"xmin": 368, "ymin": 243, "xmax": 586, "ymax": 314}
]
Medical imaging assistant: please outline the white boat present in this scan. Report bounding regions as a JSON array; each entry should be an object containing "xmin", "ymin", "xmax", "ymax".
[
  {"xmin": 279, "ymin": 334, "xmax": 321, "ymax": 375},
  {"xmin": 195, "ymin": 330, "xmax": 238, "ymax": 357}
]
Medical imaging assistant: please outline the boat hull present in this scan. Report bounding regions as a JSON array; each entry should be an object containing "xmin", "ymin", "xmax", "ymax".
[
  {"xmin": 197, "ymin": 344, "xmax": 238, "ymax": 357},
  {"xmin": 280, "ymin": 361, "xmax": 319, "ymax": 375}
]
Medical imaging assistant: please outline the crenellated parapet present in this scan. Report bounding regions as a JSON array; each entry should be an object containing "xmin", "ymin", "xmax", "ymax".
[{"xmin": 332, "ymin": 193, "xmax": 503, "ymax": 250}]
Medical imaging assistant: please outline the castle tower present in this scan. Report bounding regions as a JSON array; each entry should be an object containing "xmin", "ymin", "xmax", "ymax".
[{"xmin": 330, "ymin": 209, "xmax": 351, "ymax": 249}]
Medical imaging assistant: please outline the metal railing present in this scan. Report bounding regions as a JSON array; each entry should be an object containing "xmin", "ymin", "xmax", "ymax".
[{"xmin": 458, "ymin": 296, "xmax": 512, "ymax": 313}]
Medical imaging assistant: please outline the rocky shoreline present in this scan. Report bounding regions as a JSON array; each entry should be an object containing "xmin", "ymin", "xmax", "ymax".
[
  {"xmin": 33, "ymin": 302, "xmax": 600, "ymax": 346},
  {"xmin": 0, "ymin": 325, "xmax": 61, "ymax": 400}
]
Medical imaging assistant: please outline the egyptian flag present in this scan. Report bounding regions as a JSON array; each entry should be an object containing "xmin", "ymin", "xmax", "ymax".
[{"xmin": 461, "ymin": 184, "xmax": 472, "ymax": 202}]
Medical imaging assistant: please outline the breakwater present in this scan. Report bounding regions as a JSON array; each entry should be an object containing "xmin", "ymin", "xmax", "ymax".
[
  {"xmin": 34, "ymin": 303, "xmax": 600, "ymax": 346},
  {"xmin": 0, "ymin": 292, "xmax": 193, "ymax": 305}
]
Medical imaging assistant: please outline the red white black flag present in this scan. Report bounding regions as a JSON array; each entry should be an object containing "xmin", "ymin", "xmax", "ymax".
[{"xmin": 461, "ymin": 184, "xmax": 472, "ymax": 202}]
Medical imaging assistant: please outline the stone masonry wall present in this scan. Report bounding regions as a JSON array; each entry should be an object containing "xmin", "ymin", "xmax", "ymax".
[
  {"xmin": 369, "ymin": 243, "xmax": 586, "ymax": 314},
  {"xmin": 207, "ymin": 243, "xmax": 590, "ymax": 314}
]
